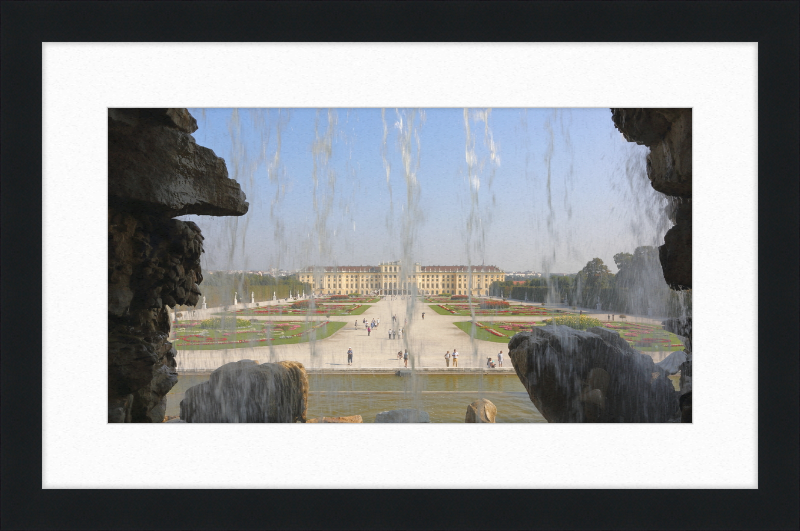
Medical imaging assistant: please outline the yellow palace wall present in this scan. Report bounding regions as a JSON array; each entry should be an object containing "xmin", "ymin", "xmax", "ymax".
[{"xmin": 298, "ymin": 261, "xmax": 504, "ymax": 296}]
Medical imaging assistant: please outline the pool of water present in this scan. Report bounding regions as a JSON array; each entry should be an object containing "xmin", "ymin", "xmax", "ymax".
[{"xmin": 166, "ymin": 372, "xmax": 545, "ymax": 423}]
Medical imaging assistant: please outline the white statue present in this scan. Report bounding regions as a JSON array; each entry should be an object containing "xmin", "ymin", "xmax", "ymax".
[
  {"xmin": 273, "ymin": 291, "xmax": 276, "ymax": 301},
  {"xmin": 251, "ymin": 291, "xmax": 255, "ymax": 304},
  {"xmin": 234, "ymin": 291, "xmax": 238, "ymax": 306},
  {"xmin": 201, "ymin": 296, "xmax": 207, "ymax": 310}
]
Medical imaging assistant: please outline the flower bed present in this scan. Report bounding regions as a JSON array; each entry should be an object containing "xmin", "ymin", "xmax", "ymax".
[{"xmin": 601, "ymin": 322, "xmax": 685, "ymax": 352}]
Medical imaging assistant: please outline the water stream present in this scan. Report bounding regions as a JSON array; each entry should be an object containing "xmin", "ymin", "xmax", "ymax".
[{"xmin": 174, "ymin": 108, "xmax": 690, "ymax": 422}]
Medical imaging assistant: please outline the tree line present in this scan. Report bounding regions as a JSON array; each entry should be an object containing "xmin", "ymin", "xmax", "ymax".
[
  {"xmin": 174, "ymin": 272, "xmax": 311, "ymax": 309},
  {"xmin": 491, "ymin": 246, "xmax": 691, "ymax": 318}
]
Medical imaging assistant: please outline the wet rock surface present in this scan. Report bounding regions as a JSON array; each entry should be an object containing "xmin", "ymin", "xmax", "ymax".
[
  {"xmin": 465, "ymin": 398, "xmax": 497, "ymax": 423},
  {"xmin": 180, "ymin": 360, "xmax": 309, "ymax": 423},
  {"xmin": 508, "ymin": 325, "xmax": 678, "ymax": 423},
  {"xmin": 108, "ymin": 108, "xmax": 247, "ymax": 422},
  {"xmin": 374, "ymin": 409, "xmax": 431, "ymax": 423}
]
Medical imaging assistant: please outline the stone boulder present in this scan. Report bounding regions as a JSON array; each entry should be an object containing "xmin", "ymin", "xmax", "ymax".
[
  {"xmin": 180, "ymin": 360, "xmax": 308, "ymax": 423},
  {"xmin": 508, "ymin": 325, "xmax": 678, "ymax": 423},
  {"xmin": 109, "ymin": 108, "xmax": 248, "ymax": 217},
  {"xmin": 465, "ymin": 398, "xmax": 496, "ymax": 423},
  {"xmin": 374, "ymin": 409, "xmax": 430, "ymax": 423},
  {"xmin": 307, "ymin": 415, "xmax": 363, "ymax": 423}
]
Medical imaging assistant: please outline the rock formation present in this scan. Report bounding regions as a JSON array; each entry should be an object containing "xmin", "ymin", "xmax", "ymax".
[
  {"xmin": 508, "ymin": 325, "xmax": 678, "ymax": 422},
  {"xmin": 374, "ymin": 409, "xmax": 431, "ymax": 423},
  {"xmin": 179, "ymin": 360, "xmax": 308, "ymax": 423},
  {"xmin": 663, "ymin": 317, "xmax": 692, "ymax": 421},
  {"xmin": 108, "ymin": 108, "xmax": 248, "ymax": 422},
  {"xmin": 465, "ymin": 398, "xmax": 497, "ymax": 423},
  {"xmin": 611, "ymin": 108, "xmax": 692, "ymax": 290}
]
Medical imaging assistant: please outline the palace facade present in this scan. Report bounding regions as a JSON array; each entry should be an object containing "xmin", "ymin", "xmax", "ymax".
[{"xmin": 298, "ymin": 260, "xmax": 505, "ymax": 296}]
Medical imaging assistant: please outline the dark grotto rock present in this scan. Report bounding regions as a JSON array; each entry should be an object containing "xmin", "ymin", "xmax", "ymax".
[
  {"xmin": 611, "ymin": 108, "xmax": 691, "ymax": 198},
  {"xmin": 108, "ymin": 108, "xmax": 248, "ymax": 217},
  {"xmin": 611, "ymin": 108, "xmax": 692, "ymax": 290},
  {"xmin": 508, "ymin": 326, "xmax": 678, "ymax": 423},
  {"xmin": 108, "ymin": 108, "xmax": 247, "ymax": 422},
  {"xmin": 659, "ymin": 200, "xmax": 692, "ymax": 290},
  {"xmin": 180, "ymin": 360, "xmax": 309, "ymax": 423}
]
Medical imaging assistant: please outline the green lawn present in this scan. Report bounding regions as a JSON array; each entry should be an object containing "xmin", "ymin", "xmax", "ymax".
[
  {"xmin": 173, "ymin": 321, "xmax": 347, "ymax": 350},
  {"xmin": 453, "ymin": 321, "xmax": 511, "ymax": 343}
]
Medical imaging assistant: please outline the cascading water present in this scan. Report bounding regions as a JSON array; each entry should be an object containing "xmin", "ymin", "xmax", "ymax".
[{"xmin": 168, "ymin": 107, "xmax": 690, "ymax": 422}]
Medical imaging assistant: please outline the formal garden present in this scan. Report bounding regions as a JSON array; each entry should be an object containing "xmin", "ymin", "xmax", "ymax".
[
  {"xmin": 453, "ymin": 318, "xmax": 685, "ymax": 351},
  {"xmin": 171, "ymin": 317, "xmax": 346, "ymax": 350},
  {"xmin": 427, "ymin": 297, "xmax": 574, "ymax": 317}
]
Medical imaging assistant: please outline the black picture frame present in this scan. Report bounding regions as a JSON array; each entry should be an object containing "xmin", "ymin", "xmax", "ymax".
[{"xmin": 2, "ymin": 2, "xmax": 797, "ymax": 530}]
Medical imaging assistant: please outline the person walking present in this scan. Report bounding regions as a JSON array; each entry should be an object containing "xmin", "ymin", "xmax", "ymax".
[
  {"xmin": 388, "ymin": 328, "xmax": 393, "ymax": 340},
  {"xmin": 403, "ymin": 349, "xmax": 409, "ymax": 368},
  {"xmin": 452, "ymin": 348, "xmax": 459, "ymax": 367},
  {"xmin": 367, "ymin": 326, "xmax": 371, "ymax": 337},
  {"xmin": 444, "ymin": 350, "xmax": 451, "ymax": 367},
  {"xmin": 422, "ymin": 312, "xmax": 425, "ymax": 320},
  {"xmin": 347, "ymin": 347, "xmax": 353, "ymax": 366},
  {"xmin": 355, "ymin": 320, "xmax": 358, "ymax": 329},
  {"xmin": 497, "ymin": 350, "xmax": 503, "ymax": 367}
]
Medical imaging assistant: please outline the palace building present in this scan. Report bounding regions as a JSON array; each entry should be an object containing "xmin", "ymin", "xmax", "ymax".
[{"xmin": 298, "ymin": 260, "xmax": 505, "ymax": 296}]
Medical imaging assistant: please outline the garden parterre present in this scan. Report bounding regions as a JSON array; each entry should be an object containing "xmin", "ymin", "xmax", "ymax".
[
  {"xmin": 172, "ymin": 319, "xmax": 346, "ymax": 350},
  {"xmin": 453, "ymin": 320, "xmax": 685, "ymax": 351},
  {"xmin": 427, "ymin": 299, "xmax": 574, "ymax": 317}
]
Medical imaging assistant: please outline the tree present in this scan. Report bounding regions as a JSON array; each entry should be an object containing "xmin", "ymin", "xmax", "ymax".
[
  {"xmin": 576, "ymin": 258, "xmax": 613, "ymax": 307},
  {"xmin": 613, "ymin": 252, "xmax": 633, "ymax": 272}
]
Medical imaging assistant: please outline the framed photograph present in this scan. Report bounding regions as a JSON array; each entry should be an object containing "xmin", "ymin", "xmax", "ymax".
[{"xmin": 3, "ymin": 2, "xmax": 797, "ymax": 529}]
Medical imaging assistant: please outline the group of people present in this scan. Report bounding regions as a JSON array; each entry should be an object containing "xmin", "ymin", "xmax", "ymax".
[
  {"xmin": 443, "ymin": 349, "xmax": 459, "ymax": 367},
  {"xmin": 397, "ymin": 349, "xmax": 409, "ymax": 367},
  {"xmin": 387, "ymin": 327, "xmax": 404, "ymax": 340},
  {"xmin": 348, "ymin": 345, "xmax": 506, "ymax": 369},
  {"xmin": 442, "ymin": 349, "xmax": 504, "ymax": 368},
  {"xmin": 358, "ymin": 317, "xmax": 381, "ymax": 336}
]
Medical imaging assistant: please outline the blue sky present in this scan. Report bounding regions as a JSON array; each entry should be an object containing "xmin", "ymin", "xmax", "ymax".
[{"xmin": 182, "ymin": 108, "xmax": 665, "ymax": 274}]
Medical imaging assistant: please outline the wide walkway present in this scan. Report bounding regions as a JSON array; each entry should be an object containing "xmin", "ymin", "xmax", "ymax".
[{"xmin": 173, "ymin": 297, "xmax": 670, "ymax": 371}]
